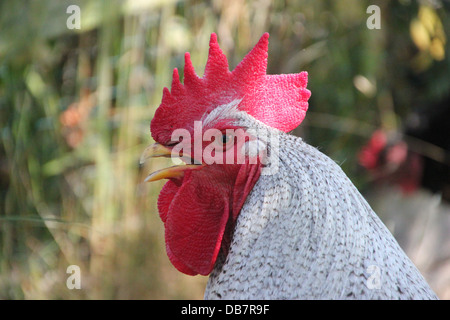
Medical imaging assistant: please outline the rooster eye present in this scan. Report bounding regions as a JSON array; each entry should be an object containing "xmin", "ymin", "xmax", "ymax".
[
  {"xmin": 222, "ymin": 134, "xmax": 233, "ymax": 144},
  {"xmin": 216, "ymin": 133, "xmax": 234, "ymax": 151}
]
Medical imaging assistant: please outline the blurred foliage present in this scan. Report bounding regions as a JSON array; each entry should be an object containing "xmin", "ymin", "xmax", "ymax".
[{"xmin": 0, "ymin": 0, "xmax": 449, "ymax": 299}]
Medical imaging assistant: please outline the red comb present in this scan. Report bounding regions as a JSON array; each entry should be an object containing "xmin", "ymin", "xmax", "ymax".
[{"xmin": 151, "ymin": 33, "xmax": 311, "ymax": 144}]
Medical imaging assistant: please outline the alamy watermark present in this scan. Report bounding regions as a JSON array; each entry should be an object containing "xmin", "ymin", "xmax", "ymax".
[
  {"xmin": 65, "ymin": 4, "xmax": 382, "ymax": 33},
  {"xmin": 168, "ymin": 121, "xmax": 280, "ymax": 176},
  {"xmin": 366, "ymin": 265, "xmax": 381, "ymax": 290},
  {"xmin": 366, "ymin": 5, "xmax": 381, "ymax": 30},
  {"xmin": 66, "ymin": 5, "xmax": 81, "ymax": 30},
  {"xmin": 66, "ymin": 265, "xmax": 81, "ymax": 289}
]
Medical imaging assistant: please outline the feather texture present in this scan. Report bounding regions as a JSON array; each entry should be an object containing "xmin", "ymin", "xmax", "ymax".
[{"xmin": 205, "ymin": 123, "xmax": 438, "ymax": 299}]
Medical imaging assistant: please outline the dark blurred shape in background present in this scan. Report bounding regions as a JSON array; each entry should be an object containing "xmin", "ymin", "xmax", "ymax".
[{"xmin": 359, "ymin": 95, "xmax": 450, "ymax": 201}]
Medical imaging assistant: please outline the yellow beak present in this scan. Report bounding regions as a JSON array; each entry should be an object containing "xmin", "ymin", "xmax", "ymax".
[
  {"xmin": 140, "ymin": 143, "xmax": 173, "ymax": 164},
  {"xmin": 140, "ymin": 143, "xmax": 203, "ymax": 182}
]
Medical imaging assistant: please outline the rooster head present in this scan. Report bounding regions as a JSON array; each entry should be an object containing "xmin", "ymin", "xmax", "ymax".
[{"xmin": 141, "ymin": 33, "xmax": 310, "ymax": 275}]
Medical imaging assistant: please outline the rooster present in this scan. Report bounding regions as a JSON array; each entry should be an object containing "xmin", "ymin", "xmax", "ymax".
[{"xmin": 141, "ymin": 33, "xmax": 438, "ymax": 299}]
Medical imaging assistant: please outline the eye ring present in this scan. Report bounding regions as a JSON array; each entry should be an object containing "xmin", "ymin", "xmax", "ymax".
[
  {"xmin": 222, "ymin": 133, "xmax": 233, "ymax": 144},
  {"xmin": 214, "ymin": 133, "xmax": 235, "ymax": 151}
]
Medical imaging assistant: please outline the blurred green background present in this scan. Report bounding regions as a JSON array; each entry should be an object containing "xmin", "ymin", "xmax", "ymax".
[{"xmin": 1, "ymin": 0, "xmax": 449, "ymax": 299}]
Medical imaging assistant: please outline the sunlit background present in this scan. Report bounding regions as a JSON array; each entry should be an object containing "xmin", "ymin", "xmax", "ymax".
[{"xmin": 1, "ymin": 0, "xmax": 449, "ymax": 299}]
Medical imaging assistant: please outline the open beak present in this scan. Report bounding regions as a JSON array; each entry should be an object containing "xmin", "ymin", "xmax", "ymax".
[{"xmin": 140, "ymin": 143, "xmax": 203, "ymax": 182}]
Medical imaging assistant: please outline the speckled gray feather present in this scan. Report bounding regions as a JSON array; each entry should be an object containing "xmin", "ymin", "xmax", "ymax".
[{"xmin": 203, "ymin": 105, "xmax": 438, "ymax": 300}]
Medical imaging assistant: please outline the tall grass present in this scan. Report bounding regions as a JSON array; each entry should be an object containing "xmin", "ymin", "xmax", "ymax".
[{"xmin": 0, "ymin": 0, "xmax": 448, "ymax": 299}]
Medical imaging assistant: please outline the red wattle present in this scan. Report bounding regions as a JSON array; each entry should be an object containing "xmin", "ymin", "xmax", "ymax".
[{"xmin": 157, "ymin": 163, "xmax": 261, "ymax": 276}]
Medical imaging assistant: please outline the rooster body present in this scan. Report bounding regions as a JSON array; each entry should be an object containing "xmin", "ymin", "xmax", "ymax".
[
  {"xmin": 144, "ymin": 33, "xmax": 438, "ymax": 299},
  {"xmin": 205, "ymin": 121, "xmax": 437, "ymax": 299}
]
